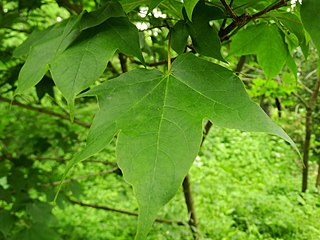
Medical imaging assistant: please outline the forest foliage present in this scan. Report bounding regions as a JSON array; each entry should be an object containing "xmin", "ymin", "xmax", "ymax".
[{"xmin": 0, "ymin": 0, "xmax": 320, "ymax": 239}]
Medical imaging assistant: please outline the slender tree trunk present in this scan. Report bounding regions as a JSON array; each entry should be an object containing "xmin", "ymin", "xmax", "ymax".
[
  {"xmin": 183, "ymin": 175, "xmax": 198, "ymax": 239},
  {"xmin": 302, "ymin": 77, "xmax": 320, "ymax": 192},
  {"xmin": 316, "ymin": 162, "xmax": 320, "ymax": 188},
  {"xmin": 302, "ymin": 109, "xmax": 312, "ymax": 192}
]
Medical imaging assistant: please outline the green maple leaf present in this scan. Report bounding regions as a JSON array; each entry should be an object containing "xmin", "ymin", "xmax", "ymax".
[
  {"xmin": 66, "ymin": 53, "xmax": 295, "ymax": 239},
  {"xmin": 229, "ymin": 23, "xmax": 288, "ymax": 79}
]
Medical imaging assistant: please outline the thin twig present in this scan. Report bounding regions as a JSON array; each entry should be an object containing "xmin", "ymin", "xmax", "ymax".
[
  {"xmin": 119, "ymin": 53, "xmax": 128, "ymax": 73},
  {"xmin": 131, "ymin": 59, "xmax": 172, "ymax": 67},
  {"xmin": 292, "ymin": 92, "xmax": 308, "ymax": 108},
  {"xmin": 69, "ymin": 198, "xmax": 186, "ymax": 225},
  {"xmin": 0, "ymin": 97, "xmax": 91, "ymax": 128},
  {"xmin": 220, "ymin": 0, "xmax": 238, "ymax": 21},
  {"xmin": 219, "ymin": 0, "xmax": 289, "ymax": 41},
  {"xmin": 107, "ymin": 62, "xmax": 120, "ymax": 75}
]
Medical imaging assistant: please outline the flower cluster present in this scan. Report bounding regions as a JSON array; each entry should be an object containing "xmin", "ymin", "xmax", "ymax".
[{"xmin": 290, "ymin": 0, "xmax": 303, "ymax": 9}]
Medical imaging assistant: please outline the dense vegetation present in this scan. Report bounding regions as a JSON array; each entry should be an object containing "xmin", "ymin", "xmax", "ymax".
[{"xmin": 1, "ymin": 0, "xmax": 320, "ymax": 239}]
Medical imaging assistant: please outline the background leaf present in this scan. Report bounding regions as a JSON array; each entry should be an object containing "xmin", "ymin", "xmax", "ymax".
[
  {"xmin": 301, "ymin": 0, "xmax": 320, "ymax": 55},
  {"xmin": 15, "ymin": 16, "xmax": 81, "ymax": 94},
  {"xmin": 50, "ymin": 17, "xmax": 144, "ymax": 108},
  {"xmin": 230, "ymin": 23, "xmax": 288, "ymax": 79},
  {"xmin": 171, "ymin": 20, "xmax": 189, "ymax": 54},
  {"xmin": 79, "ymin": 1, "xmax": 126, "ymax": 30},
  {"xmin": 187, "ymin": 1, "xmax": 224, "ymax": 61}
]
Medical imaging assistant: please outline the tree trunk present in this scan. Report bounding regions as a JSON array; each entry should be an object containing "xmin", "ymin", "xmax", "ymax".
[
  {"xmin": 183, "ymin": 175, "xmax": 198, "ymax": 239},
  {"xmin": 316, "ymin": 163, "xmax": 320, "ymax": 188},
  {"xmin": 302, "ymin": 109, "xmax": 312, "ymax": 192},
  {"xmin": 302, "ymin": 77, "xmax": 320, "ymax": 192}
]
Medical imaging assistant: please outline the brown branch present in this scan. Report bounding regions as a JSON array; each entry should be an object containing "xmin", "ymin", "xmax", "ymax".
[
  {"xmin": 183, "ymin": 175, "xmax": 199, "ymax": 239},
  {"xmin": 220, "ymin": 0, "xmax": 238, "ymax": 21},
  {"xmin": 251, "ymin": 0, "xmax": 288, "ymax": 20},
  {"xmin": 131, "ymin": 59, "xmax": 168, "ymax": 67},
  {"xmin": 316, "ymin": 163, "xmax": 320, "ymax": 188},
  {"xmin": 69, "ymin": 198, "xmax": 185, "ymax": 225},
  {"xmin": 119, "ymin": 53, "xmax": 128, "ymax": 73},
  {"xmin": 0, "ymin": 97, "xmax": 91, "ymax": 128},
  {"xmin": 107, "ymin": 62, "xmax": 120, "ymax": 76},
  {"xmin": 235, "ymin": 56, "xmax": 246, "ymax": 75},
  {"xmin": 219, "ymin": 0, "xmax": 289, "ymax": 41}
]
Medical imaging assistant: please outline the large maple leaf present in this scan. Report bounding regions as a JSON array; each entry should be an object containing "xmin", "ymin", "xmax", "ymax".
[{"xmin": 68, "ymin": 53, "xmax": 295, "ymax": 239}]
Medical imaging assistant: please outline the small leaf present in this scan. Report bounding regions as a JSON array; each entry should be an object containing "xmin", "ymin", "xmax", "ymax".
[
  {"xmin": 192, "ymin": 0, "xmax": 226, "ymax": 22},
  {"xmin": 15, "ymin": 16, "xmax": 81, "ymax": 94},
  {"xmin": 187, "ymin": 20, "xmax": 224, "ymax": 61},
  {"xmin": 230, "ymin": 23, "xmax": 288, "ymax": 79},
  {"xmin": 13, "ymin": 29, "xmax": 47, "ymax": 58},
  {"xmin": 301, "ymin": 0, "xmax": 320, "ymax": 55},
  {"xmin": 274, "ymin": 12, "xmax": 305, "ymax": 44},
  {"xmin": 286, "ymin": 54, "xmax": 298, "ymax": 79},
  {"xmin": 50, "ymin": 17, "xmax": 143, "ymax": 107},
  {"xmin": 171, "ymin": 20, "xmax": 189, "ymax": 54},
  {"xmin": 0, "ymin": 210, "xmax": 15, "ymax": 236},
  {"xmin": 79, "ymin": 1, "xmax": 126, "ymax": 30},
  {"xmin": 119, "ymin": 0, "xmax": 149, "ymax": 12},
  {"xmin": 149, "ymin": 0, "xmax": 163, "ymax": 10},
  {"xmin": 186, "ymin": 0, "xmax": 225, "ymax": 61},
  {"xmin": 69, "ymin": 53, "xmax": 295, "ymax": 240},
  {"xmin": 184, "ymin": 0, "xmax": 199, "ymax": 20},
  {"xmin": 26, "ymin": 202, "xmax": 53, "ymax": 223}
]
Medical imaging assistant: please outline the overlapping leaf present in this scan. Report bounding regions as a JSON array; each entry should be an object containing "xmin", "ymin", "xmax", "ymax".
[
  {"xmin": 50, "ymin": 17, "xmax": 143, "ymax": 109},
  {"xmin": 14, "ymin": 1, "xmax": 143, "ymax": 114},
  {"xmin": 72, "ymin": 53, "xmax": 295, "ymax": 239},
  {"xmin": 14, "ymin": 16, "xmax": 81, "ymax": 94},
  {"xmin": 171, "ymin": 1, "xmax": 225, "ymax": 60},
  {"xmin": 230, "ymin": 23, "xmax": 288, "ymax": 79},
  {"xmin": 184, "ymin": 0, "xmax": 199, "ymax": 20}
]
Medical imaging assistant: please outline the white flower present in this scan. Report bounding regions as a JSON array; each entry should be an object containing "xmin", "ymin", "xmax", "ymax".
[{"xmin": 290, "ymin": 0, "xmax": 303, "ymax": 10}]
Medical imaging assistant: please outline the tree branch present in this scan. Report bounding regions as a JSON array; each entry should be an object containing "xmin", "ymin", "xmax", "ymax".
[
  {"xmin": 31, "ymin": 157, "xmax": 117, "ymax": 167},
  {"xmin": 219, "ymin": 0, "xmax": 289, "ymax": 41},
  {"xmin": 119, "ymin": 53, "xmax": 128, "ymax": 73},
  {"xmin": 183, "ymin": 175, "xmax": 199, "ymax": 239},
  {"xmin": 220, "ymin": 0, "xmax": 238, "ymax": 21},
  {"xmin": 69, "ymin": 198, "xmax": 185, "ymax": 225},
  {"xmin": 131, "ymin": 59, "xmax": 170, "ymax": 67},
  {"xmin": 0, "ymin": 97, "xmax": 91, "ymax": 128},
  {"xmin": 107, "ymin": 62, "xmax": 120, "ymax": 76},
  {"xmin": 292, "ymin": 92, "xmax": 309, "ymax": 108}
]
